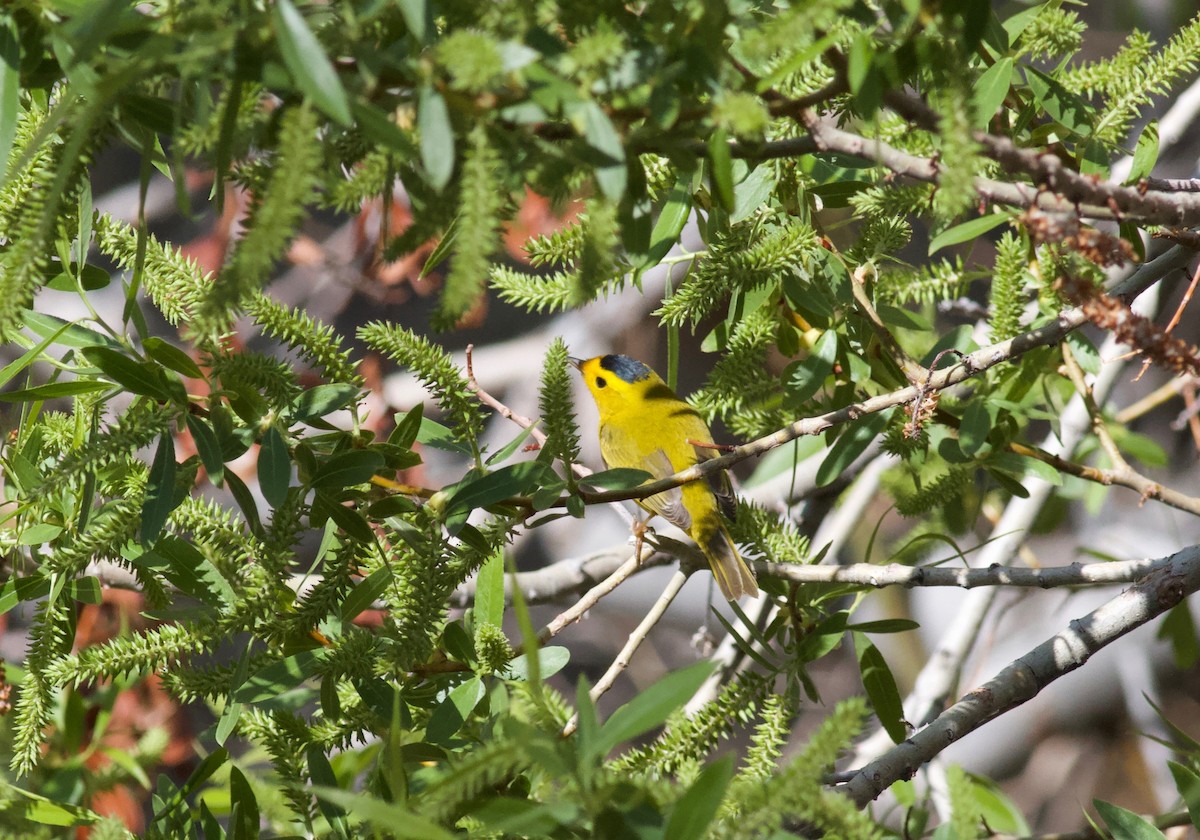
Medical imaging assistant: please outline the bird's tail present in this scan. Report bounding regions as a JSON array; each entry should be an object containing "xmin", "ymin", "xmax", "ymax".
[{"xmin": 702, "ymin": 526, "xmax": 759, "ymax": 601}]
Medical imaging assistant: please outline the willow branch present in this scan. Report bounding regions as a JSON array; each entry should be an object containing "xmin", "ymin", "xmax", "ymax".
[
  {"xmin": 762, "ymin": 556, "xmax": 1162, "ymax": 589},
  {"xmin": 841, "ymin": 543, "xmax": 1200, "ymax": 806}
]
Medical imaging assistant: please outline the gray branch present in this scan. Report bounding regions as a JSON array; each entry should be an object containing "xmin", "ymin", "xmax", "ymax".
[{"xmin": 841, "ymin": 543, "xmax": 1200, "ymax": 806}]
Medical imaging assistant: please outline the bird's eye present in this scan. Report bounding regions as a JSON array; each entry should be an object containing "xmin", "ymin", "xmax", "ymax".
[{"xmin": 595, "ymin": 376, "xmax": 607, "ymax": 389}]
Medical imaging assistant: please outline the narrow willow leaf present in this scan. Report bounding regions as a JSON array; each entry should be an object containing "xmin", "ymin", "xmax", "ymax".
[
  {"xmin": 474, "ymin": 549, "xmax": 504, "ymax": 628},
  {"xmin": 310, "ymin": 449, "xmax": 386, "ymax": 490},
  {"xmin": 1168, "ymin": 761, "xmax": 1200, "ymax": 830},
  {"xmin": 82, "ymin": 347, "xmax": 171, "ymax": 399},
  {"xmin": 707, "ymin": 129, "xmax": 734, "ymax": 211},
  {"xmin": 855, "ymin": 633, "xmax": 906, "ymax": 744},
  {"xmin": 1127, "ymin": 121, "xmax": 1160, "ymax": 184},
  {"xmin": 580, "ymin": 101, "xmax": 626, "ymax": 200},
  {"xmin": 1093, "ymin": 800, "xmax": 1167, "ymax": 840},
  {"xmin": 233, "ymin": 649, "xmax": 329, "ymax": 703},
  {"xmin": 273, "ymin": 0, "xmax": 351, "ymax": 125},
  {"xmin": 140, "ymin": 431, "xmax": 178, "ymax": 545},
  {"xmin": 664, "ymin": 756, "xmax": 734, "ymax": 840},
  {"xmin": 928, "ymin": 213, "xmax": 1012, "ymax": 255},
  {"xmin": 972, "ymin": 57, "xmax": 1012, "ymax": 129},
  {"xmin": 595, "ymin": 661, "xmax": 714, "ymax": 755},
  {"xmin": 641, "ymin": 177, "xmax": 692, "ymax": 268},
  {"xmin": 419, "ymin": 85, "xmax": 455, "ymax": 190},
  {"xmin": 816, "ymin": 411, "xmax": 890, "ymax": 487},
  {"xmin": 229, "ymin": 766, "xmax": 261, "ymax": 839},
  {"xmin": 258, "ymin": 425, "xmax": 291, "ymax": 507},
  {"xmin": 142, "ymin": 337, "xmax": 202, "ymax": 379},
  {"xmin": 186, "ymin": 415, "xmax": 225, "ymax": 486},
  {"xmin": 0, "ymin": 20, "xmax": 17, "ymax": 172}
]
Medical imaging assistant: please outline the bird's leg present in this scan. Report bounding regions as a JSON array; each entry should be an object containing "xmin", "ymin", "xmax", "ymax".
[{"xmin": 631, "ymin": 516, "xmax": 653, "ymax": 564}]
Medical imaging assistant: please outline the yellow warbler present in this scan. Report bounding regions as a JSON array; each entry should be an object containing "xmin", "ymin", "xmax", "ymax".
[{"xmin": 571, "ymin": 354, "xmax": 759, "ymax": 600}]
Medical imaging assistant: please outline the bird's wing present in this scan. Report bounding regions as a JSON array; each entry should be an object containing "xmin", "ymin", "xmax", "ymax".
[
  {"xmin": 640, "ymin": 448, "xmax": 691, "ymax": 531},
  {"xmin": 693, "ymin": 442, "xmax": 737, "ymax": 521}
]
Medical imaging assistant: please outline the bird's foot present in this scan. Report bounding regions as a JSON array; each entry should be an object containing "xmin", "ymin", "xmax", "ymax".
[{"xmin": 631, "ymin": 519, "xmax": 654, "ymax": 564}]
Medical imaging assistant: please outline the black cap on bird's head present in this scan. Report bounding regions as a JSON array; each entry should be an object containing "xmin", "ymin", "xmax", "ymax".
[{"xmin": 597, "ymin": 354, "xmax": 652, "ymax": 384}]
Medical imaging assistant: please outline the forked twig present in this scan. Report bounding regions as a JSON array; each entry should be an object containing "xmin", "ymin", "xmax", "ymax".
[{"xmin": 561, "ymin": 568, "xmax": 691, "ymax": 737}]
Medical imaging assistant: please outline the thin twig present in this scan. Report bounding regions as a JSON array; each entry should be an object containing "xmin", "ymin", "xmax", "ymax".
[
  {"xmin": 465, "ymin": 343, "xmax": 545, "ymax": 444},
  {"xmin": 560, "ymin": 568, "xmax": 692, "ymax": 737},
  {"xmin": 537, "ymin": 540, "xmax": 658, "ymax": 643},
  {"xmin": 1132, "ymin": 257, "xmax": 1200, "ymax": 380}
]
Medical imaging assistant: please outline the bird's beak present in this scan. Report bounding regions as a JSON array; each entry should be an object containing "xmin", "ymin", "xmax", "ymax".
[{"xmin": 567, "ymin": 357, "xmax": 582, "ymax": 370}]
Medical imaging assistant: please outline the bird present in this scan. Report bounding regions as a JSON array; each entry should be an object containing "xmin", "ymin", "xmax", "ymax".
[{"xmin": 570, "ymin": 354, "xmax": 759, "ymax": 600}]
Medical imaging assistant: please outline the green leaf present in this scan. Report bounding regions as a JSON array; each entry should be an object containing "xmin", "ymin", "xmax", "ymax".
[
  {"xmin": 419, "ymin": 215, "xmax": 459, "ymax": 280},
  {"xmin": 0, "ymin": 20, "xmax": 19, "ymax": 176},
  {"xmin": 783, "ymin": 329, "xmax": 837, "ymax": 407},
  {"xmin": 306, "ymin": 746, "xmax": 350, "ymax": 840},
  {"xmin": 224, "ymin": 469, "xmax": 263, "ymax": 536},
  {"xmin": 142, "ymin": 337, "xmax": 203, "ymax": 379},
  {"xmin": 577, "ymin": 468, "xmax": 654, "ymax": 491},
  {"xmin": 140, "ymin": 431, "xmax": 179, "ymax": 545},
  {"xmin": 389, "ymin": 403, "xmax": 424, "ymax": 450},
  {"xmin": 503, "ymin": 646, "xmax": 570, "ymax": 681},
  {"xmin": 419, "ymin": 86, "xmax": 455, "ymax": 190},
  {"xmin": 1127, "ymin": 121, "xmax": 1159, "ymax": 184},
  {"xmin": 664, "ymin": 756, "xmax": 734, "ymax": 840},
  {"xmin": 474, "ymin": 548, "xmax": 505, "ymax": 629},
  {"xmin": 928, "ymin": 213, "xmax": 1013, "ymax": 255},
  {"xmin": 816, "ymin": 411, "xmax": 890, "ymax": 487},
  {"xmin": 44, "ymin": 263, "xmax": 111, "ymax": 292},
  {"xmin": 844, "ymin": 619, "xmax": 920, "ymax": 634},
  {"xmin": 856, "ymin": 633, "xmax": 906, "ymax": 744},
  {"xmin": 292, "ymin": 384, "xmax": 361, "ymax": 422},
  {"xmin": 396, "ymin": 0, "xmax": 430, "ymax": 43},
  {"xmin": 972, "ymin": 57, "xmax": 1012, "ymax": 129},
  {"xmin": 136, "ymin": 537, "xmax": 236, "ymax": 607},
  {"xmin": 641, "ymin": 176, "xmax": 693, "ymax": 269},
  {"xmin": 319, "ymin": 492, "xmax": 375, "ymax": 541},
  {"xmin": 0, "ymin": 381, "xmax": 111, "ymax": 403},
  {"xmin": 273, "ymin": 0, "xmax": 351, "ymax": 125},
  {"xmin": 0, "ymin": 319, "xmax": 84, "ymax": 390},
  {"xmin": 959, "ymin": 400, "xmax": 994, "ymax": 456},
  {"xmin": 595, "ymin": 660, "xmax": 714, "ymax": 755},
  {"xmin": 731, "ymin": 163, "xmax": 776, "ymax": 224},
  {"xmin": 1168, "ymin": 761, "xmax": 1200, "ymax": 831},
  {"xmin": 426, "ymin": 676, "xmax": 486, "ymax": 743},
  {"xmin": 1156, "ymin": 603, "xmax": 1198, "ymax": 670},
  {"xmin": 311, "ymin": 787, "xmax": 457, "ymax": 840},
  {"xmin": 579, "ymin": 100, "xmax": 626, "ymax": 200},
  {"xmin": 229, "ymin": 766, "xmax": 261, "ymax": 840},
  {"xmin": 445, "ymin": 461, "xmax": 555, "ymax": 516},
  {"xmin": 310, "ymin": 449, "xmax": 386, "ymax": 490},
  {"xmin": 1025, "ymin": 66, "xmax": 1093, "ymax": 137},
  {"xmin": 82, "ymin": 346, "xmax": 172, "ymax": 399},
  {"xmin": 0, "ymin": 576, "xmax": 54, "ymax": 615},
  {"xmin": 186, "ymin": 414, "xmax": 225, "ymax": 486},
  {"xmin": 348, "ymin": 101, "xmax": 411, "ymax": 156},
  {"xmin": 485, "ymin": 422, "xmax": 541, "ymax": 466},
  {"xmin": 233, "ymin": 649, "xmax": 329, "ymax": 703},
  {"xmin": 258, "ymin": 425, "xmax": 291, "ymax": 508},
  {"xmin": 974, "ymin": 57, "xmax": 1012, "ymax": 129},
  {"xmin": 707, "ymin": 129, "xmax": 734, "ymax": 211},
  {"xmin": 21, "ymin": 311, "xmax": 120, "ymax": 349},
  {"xmin": 342, "ymin": 566, "xmax": 392, "ymax": 621},
  {"xmin": 1093, "ymin": 800, "xmax": 1167, "ymax": 840}
]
